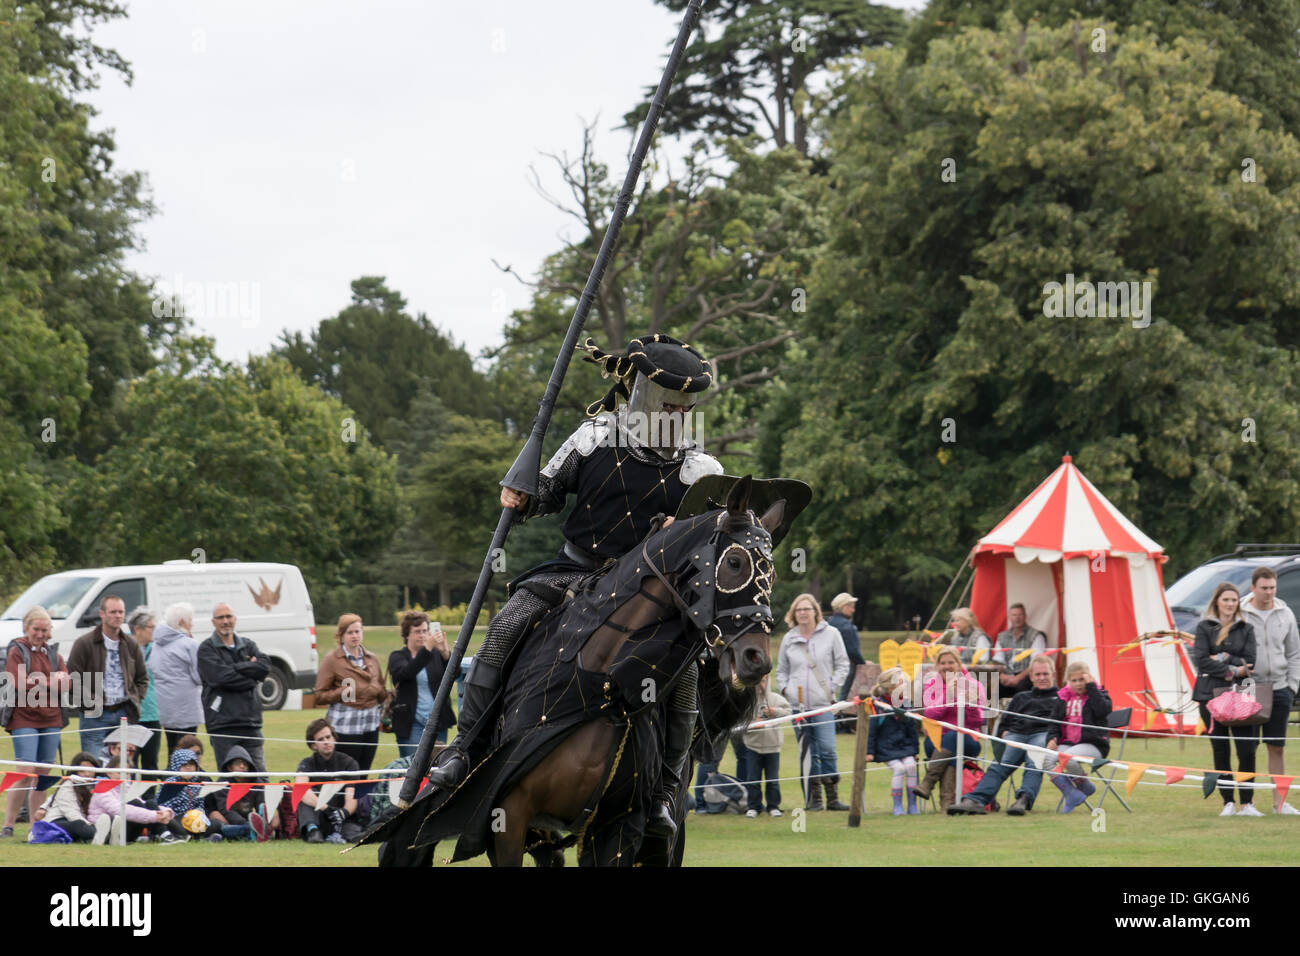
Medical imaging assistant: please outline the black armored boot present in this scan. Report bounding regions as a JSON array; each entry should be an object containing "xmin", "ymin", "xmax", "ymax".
[
  {"xmin": 426, "ymin": 659, "xmax": 501, "ymax": 790},
  {"xmin": 646, "ymin": 707, "xmax": 698, "ymax": 838}
]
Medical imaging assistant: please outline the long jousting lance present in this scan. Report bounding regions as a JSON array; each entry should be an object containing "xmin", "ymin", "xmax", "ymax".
[{"xmin": 397, "ymin": 0, "xmax": 707, "ymax": 809}]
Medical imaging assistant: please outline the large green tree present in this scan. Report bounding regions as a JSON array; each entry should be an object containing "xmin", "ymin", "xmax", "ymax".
[
  {"xmin": 786, "ymin": 18, "xmax": 1300, "ymax": 598},
  {"xmin": 493, "ymin": 131, "xmax": 824, "ymax": 459},
  {"xmin": 628, "ymin": 0, "xmax": 905, "ymax": 156},
  {"xmin": 1, "ymin": 0, "xmax": 176, "ymax": 463},
  {"xmin": 906, "ymin": 0, "xmax": 1300, "ymax": 142},
  {"xmin": 274, "ymin": 277, "xmax": 485, "ymax": 449},
  {"xmin": 63, "ymin": 356, "xmax": 400, "ymax": 586}
]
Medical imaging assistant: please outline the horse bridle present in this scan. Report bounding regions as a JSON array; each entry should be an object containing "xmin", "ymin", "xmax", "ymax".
[{"xmin": 640, "ymin": 516, "xmax": 775, "ymax": 656}]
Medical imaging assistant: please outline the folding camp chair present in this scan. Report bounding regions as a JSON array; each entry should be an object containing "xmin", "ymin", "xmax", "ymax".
[{"xmin": 1056, "ymin": 707, "xmax": 1134, "ymax": 813}]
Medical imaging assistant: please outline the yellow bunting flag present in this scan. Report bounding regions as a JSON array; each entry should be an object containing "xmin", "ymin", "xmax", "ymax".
[
  {"xmin": 1060, "ymin": 646, "xmax": 1084, "ymax": 655},
  {"xmin": 1233, "ymin": 772, "xmax": 1256, "ymax": 784},
  {"xmin": 922, "ymin": 717, "xmax": 943, "ymax": 751},
  {"xmin": 1144, "ymin": 710, "xmax": 1158, "ymax": 730},
  {"xmin": 971, "ymin": 647, "xmax": 987, "ymax": 665},
  {"xmin": 1195, "ymin": 717, "xmax": 1206, "ymax": 736},
  {"xmin": 1125, "ymin": 763, "xmax": 1150, "ymax": 795},
  {"xmin": 878, "ymin": 639, "xmax": 901, "ymax": 672},
  {"xmin": 1164, "ymin": 767, "xmax": 1186, "ymax": 785},
  {"xmin": 898, "ymin": 641, "xmax": 924, "ymax": 680},
  {"xmin": 1012, "ymin": 648, "xmax": 1033, "ymax": 664}
]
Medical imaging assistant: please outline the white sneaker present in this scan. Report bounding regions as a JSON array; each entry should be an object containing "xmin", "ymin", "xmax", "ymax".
[
  {"xmin": 768, "ymin": 808, "xmax": 782, "ymax": 818},
  {"xmin": 1236, "ymin": 803, "xmax": 1264, "ymax": 817},
  {"xmin": 1274, "ymin": 802, "xmax": 1300, "ymax": 815},
  {"xmin": 92, "ymin": 815, "xmax": 112, "ymax": 845},
  {"xmin": 745, "ymin": 809, "xmax": 759, "ymax": 818},
  {"xmin": 1219, "ymin": 803, "xmax": 1236, "ymax": 817}
]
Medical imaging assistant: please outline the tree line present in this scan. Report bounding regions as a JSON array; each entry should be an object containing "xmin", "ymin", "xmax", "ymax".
[{"xmin": 6, "ymin": 0, "xmax": 1300, "ymax": 627}]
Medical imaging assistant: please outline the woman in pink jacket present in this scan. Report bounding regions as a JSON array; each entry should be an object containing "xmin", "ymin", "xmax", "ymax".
[{"xmin": 913, "ymin": 647, "xmax": 986, "ymax": 810}]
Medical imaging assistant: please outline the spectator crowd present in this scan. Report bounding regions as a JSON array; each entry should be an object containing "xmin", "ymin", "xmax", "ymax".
[{"xmin": 5, "ymin": 574, "xmax": 1298, "ymax": 845}]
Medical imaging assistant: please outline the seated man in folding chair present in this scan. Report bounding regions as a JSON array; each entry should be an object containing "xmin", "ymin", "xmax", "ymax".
[{"xmin": 949, "ymin": 656, "xmax": 1064, "ymax": 816}]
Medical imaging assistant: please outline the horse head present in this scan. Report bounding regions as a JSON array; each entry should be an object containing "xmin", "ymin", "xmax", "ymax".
[{"xmin": 662, "ymin": 474, "xmax": 780, "ymax": 690}]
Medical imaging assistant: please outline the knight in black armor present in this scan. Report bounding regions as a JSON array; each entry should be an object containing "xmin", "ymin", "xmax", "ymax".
[{"xmin": 426, "ymin": 333, "xmax": 723, "ymax": 837}]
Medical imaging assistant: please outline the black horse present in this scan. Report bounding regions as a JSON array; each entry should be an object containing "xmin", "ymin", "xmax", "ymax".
[{"xmin": 365, "ymin": 475, "xmax": 781, "ymax": 866}]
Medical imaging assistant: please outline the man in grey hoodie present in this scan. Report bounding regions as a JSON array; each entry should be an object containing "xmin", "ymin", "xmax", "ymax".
[
  {"xmin": 1240, "ymin": 567, "xmax": 1300, "ymax": 815},
  {"xmin": 149, "ymin": 603, "xmax": 205, "ymax": 753}
]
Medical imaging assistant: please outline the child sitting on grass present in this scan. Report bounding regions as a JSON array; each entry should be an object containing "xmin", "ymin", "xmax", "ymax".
[
  {"xmin": 34, "ymin": 752, "xmax": 107, "ymax": 844},
  {"xmin": 158, "ymin": 747, "xmax": 217, "ymax": 842},
  {"xmin": 865, "ymin": 667, "xmax": 921, "ymax": 815},
  {"xmin": 204, "ymin": 745, "xmax": 274, "ymax": 841}
]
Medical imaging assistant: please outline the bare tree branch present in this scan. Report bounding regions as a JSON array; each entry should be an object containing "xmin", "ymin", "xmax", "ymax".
[{"xmin": 709, "ymin": 330, "xmax": 797, "ymax": 364}]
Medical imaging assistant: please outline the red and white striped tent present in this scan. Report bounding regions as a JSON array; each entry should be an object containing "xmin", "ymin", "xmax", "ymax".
[{"xmin": 969, "ymin": 455, "xmax": 1196, "ymax": 731}]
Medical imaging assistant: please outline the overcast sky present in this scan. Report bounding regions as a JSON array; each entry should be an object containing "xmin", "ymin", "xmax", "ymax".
[{"xmin": 90, "ymin": 0, "xmax": 923, "ymax": 365}]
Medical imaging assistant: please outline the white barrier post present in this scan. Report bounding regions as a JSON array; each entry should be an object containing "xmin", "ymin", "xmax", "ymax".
[
  {"xmin": 954, "ymin": 673, "xmax": 965, "ymax": 806},
  {"xmin": 115, "ymin": 716, "xmax": 128, "ymax": 846}
]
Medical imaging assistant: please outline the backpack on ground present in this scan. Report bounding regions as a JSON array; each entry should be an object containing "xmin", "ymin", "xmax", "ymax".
[{"xmin": 702, "ymin": 771, "xmax": 746, "ymax": 814}]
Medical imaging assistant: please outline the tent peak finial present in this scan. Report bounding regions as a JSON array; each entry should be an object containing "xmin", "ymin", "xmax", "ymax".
[{"xmin": 1062, "ymin": 453, "xmax": 1073, "ymax": 463}]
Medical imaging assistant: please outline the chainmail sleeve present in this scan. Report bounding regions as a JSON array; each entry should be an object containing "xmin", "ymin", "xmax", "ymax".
[
  {"xmin": 521, "ymin": 418, "xmax": 606, "ymax": 521},
  {"xmin": 523, "ymin": 443, "xmax": 581, "ymax": 521}
]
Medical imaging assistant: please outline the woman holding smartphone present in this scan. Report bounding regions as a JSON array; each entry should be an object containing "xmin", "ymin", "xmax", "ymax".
[{"xmin": 389, "ymin": 612, "xmax": 457, "ymax": 758}]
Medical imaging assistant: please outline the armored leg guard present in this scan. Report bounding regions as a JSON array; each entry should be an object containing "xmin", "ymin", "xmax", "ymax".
[
  {"xmin": 427, "ymin": 658, "xmax": 501, "ymax": 790},
  {"xmin": 646, "ymin": 705, "xmax": 698, "ymax": 839}
]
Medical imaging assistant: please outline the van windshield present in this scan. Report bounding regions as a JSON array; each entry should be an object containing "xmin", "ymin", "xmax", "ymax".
[{"xmin": 1, "ymin": 576, "xmax": 98, "ymax": 621}]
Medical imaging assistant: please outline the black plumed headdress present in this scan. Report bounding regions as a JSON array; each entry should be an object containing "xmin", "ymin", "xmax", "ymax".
[{"xmin": 581, "ymin": 333, "xmax": 714, "ymax": 416}]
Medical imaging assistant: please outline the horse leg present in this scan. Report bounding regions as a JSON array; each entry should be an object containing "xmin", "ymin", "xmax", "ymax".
[
  {"xmin": 491, "ymin": 786, "xmax": 534, "ymax": 867},
  {"xmin": 493, "ymin": 721, "xmax": 621, "ymax": 867}
]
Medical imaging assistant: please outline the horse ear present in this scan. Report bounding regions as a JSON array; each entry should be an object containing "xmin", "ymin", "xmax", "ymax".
[
  {"xmin": 726, "ymin": 475, "xmax": 753, "ymax": 515},
  {"xmin": 759, "ymin": 498, "xmax": 786, "ymax": 535}
]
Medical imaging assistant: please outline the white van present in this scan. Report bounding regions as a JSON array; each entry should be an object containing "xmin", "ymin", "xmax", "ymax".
[{"xmin": 0, "ymin": 561, "xmax": 318, "ymax": 710}]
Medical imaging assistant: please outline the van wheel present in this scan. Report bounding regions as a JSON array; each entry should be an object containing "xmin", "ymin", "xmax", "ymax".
[{"xmin": 259, "ymin": 665, "xmax": 289, "ymax": 711}]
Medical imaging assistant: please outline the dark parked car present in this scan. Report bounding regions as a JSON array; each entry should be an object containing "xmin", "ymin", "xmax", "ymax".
[{"xmin": 1165, "ymin": 544, "xmax": 1300, "ymax": 635}]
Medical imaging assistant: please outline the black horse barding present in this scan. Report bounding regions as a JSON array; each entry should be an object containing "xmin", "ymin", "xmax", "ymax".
[{"xmin": 365, "ymin": 476, "xmax": 781, "ymax": 866}]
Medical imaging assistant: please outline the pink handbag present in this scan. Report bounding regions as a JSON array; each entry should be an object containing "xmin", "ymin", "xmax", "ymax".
[{"xmin": 1206, "ymin": 679, "xmax": 1267, "ymax": 727}]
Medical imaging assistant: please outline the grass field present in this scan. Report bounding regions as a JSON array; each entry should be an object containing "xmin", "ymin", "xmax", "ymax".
[{"xmin": 1, "ymin": 628, "xmax": 1297, "ymax": 865}]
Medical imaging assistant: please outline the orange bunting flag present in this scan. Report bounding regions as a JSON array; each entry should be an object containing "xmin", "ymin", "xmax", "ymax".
[
  {"xmin": 1275, "ymin": 776, "xmax": 1293, "ymax": 804},
  {"xmin": 1164, "ymin": 767, "xmax": 1186, "ymax": 785},
  {"xmin": 1125, "ymin": 764, "xmax": 1149, "ymax": 795},
  {"xmin": 1233, "ymin": 772, "xmax": 1256, "ymax": 784},
  {"xmin": 922, "ymin": 717, "xmax": 943, "ymax": 751},
  {"xmin": 0, "ymin": 772, "xmax": 25, "ymax": 794},
  {"xmin": 1055, "ymin": 752, "xmax": 1070, "ymax": 774},
  {"xmin": 290, "ymin": 782, "xmax": 312, "ymax": 812},
  {"xmin": 226, "ymin": 784, "xmax": 252, "ymax": 809}
]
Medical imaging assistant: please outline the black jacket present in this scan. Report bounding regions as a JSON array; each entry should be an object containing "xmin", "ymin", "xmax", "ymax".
[
  {"xmin": 1191, "ymin": 617, "xmax": 1256, "ymax": 702},
  {"xmin": 865, "ymin": 705, "xmax": 918, "ymax": 762},
  {"xmin": 197, "ymin": 632, "xmax": 270, "ymax": 731},
  {"xmin": 1058, "ymin": 683, "xmax": 1114, "ymax": 757},
  {"xmin": 827, "ymin": 612, "xmax": 865, "ymax": 666},
  {"xmin": 1000, "ymin": 685, "xmax": 1066, "ymax": 741},
  {"xmin": 388, "ymin": 646, "xmax": 457, "ymax": 740}
]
